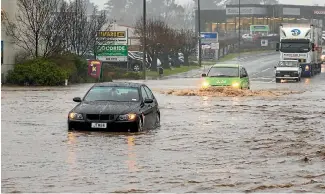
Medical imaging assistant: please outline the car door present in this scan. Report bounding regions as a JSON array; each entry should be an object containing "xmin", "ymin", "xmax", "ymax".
[
  {"xmin": 140, "ymin": 86, "xmax": 154, "ymax": 129},
  {"xmin": 144, "ymin": 85, "xmax": 158, "ymax": 127},
  {"xmin": 240, "ymin": 68, "xmax": 249, "ymax": 88},
  {"xmin": 243, "ymin": 67, "xmax": 250, "ymax": 88}
]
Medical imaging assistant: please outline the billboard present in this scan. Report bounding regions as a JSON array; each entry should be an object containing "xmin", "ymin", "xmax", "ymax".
[{"xmin": 96, "ymin": 30, "xmax": 128, "ymax": 62}]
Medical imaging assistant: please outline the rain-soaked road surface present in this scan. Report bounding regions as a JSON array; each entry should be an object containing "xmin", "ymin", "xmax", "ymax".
[{"xmin": 2, "ymin": 52, "xmax": 325, "ymax": 192}]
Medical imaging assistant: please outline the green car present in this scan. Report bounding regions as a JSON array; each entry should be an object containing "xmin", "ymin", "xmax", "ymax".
[{"xmin": 201, "ymin": 64, "xmax": 250, "ymax": 89}]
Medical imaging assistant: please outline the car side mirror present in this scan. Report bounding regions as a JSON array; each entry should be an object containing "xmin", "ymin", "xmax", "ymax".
[
  {"xmin": 276, "ymin": 43, "xmax": 280, "ymax": 51},
  {"xmin": 274, "ymin": 66, "xmax": 277, "ymax": 69},
  {"xmin": 73, "ymin": 97, "xmax": 82, "ymax": 102},
  {"xmin": 144, "ymin": 98, "xmax": 153, "ymax": 103},
  {"xmin": 202, "ymin": 73, "xmax": 207, "ymax": 77}
]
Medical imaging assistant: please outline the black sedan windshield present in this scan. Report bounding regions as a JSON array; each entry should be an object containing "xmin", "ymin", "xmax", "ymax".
[
  {"xmin": 84, "ymin": 86, "xmax": 140, "ymax": 102},
  {"xmin": 207, "ymin": 67, "xmax": 239, "ymax": 77}
]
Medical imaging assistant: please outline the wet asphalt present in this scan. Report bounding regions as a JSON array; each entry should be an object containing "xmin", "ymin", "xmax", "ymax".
[{"xmin": 2, "ymin": 52, "xmax": 325, "ymax": 192}]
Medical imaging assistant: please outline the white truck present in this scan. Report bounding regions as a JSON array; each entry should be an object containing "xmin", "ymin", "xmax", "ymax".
[
  {"xmin": 276, "ymin": 23, "xmax": 322, "ymax": 77},
  {"xmin": 274, "ymin": 60, "xmax": 302, "ymax": 83}
]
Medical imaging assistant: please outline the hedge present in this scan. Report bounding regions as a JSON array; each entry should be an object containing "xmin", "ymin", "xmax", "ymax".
[{"xmin": 6, "ymin": 58, "xmax": 68, "ymax": 86}]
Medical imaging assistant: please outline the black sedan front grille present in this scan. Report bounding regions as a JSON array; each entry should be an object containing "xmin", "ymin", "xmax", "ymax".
[
  {"xmin": 86, "ymin": 114, "xmax": 115, "ymax": 120},
  {"xmin": 276, "ymin": 71, "xmax": 298, "ymax": 77}
]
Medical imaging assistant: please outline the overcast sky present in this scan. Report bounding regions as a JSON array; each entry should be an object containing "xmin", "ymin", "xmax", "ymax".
[{"xmin": 90, "ymin": 0, "xmax": 325, "ymax": 8}]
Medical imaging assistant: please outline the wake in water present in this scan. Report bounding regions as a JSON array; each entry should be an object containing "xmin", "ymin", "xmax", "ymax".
[{"xmin": 159, "ymin": 87, "xmax": 303, "ymax": 97}]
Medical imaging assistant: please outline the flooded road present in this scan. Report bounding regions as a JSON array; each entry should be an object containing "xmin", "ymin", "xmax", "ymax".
[{"xmin": 2, "ymin": 52, "xmax": 325, "ymax": 192}]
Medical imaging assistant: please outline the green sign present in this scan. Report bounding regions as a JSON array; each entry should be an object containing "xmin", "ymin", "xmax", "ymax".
[
  {"xmin": 250, "ymin": 25, "xmax": 269, "ymax": 32},
  {"xmin": 96, "ymin": 45, "xmax": 128, "ymax": 56}
]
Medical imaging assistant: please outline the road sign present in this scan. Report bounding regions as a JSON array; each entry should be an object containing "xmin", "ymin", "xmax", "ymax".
[
  {"xmin": 87, "ymin": 60, "xmax": 102, "ymax": 79},
  {"xmin": 200, "ymin": 32, "xmax": 218, "ymax": 43},
  {"xmin": 250, "ymin": 25, "xmax": 269, "ymax": 32},
  {"xmin": 97, "ymin": 56, "xmax": 128, "ymax": 62},
  {"xmin": 96, "ymin": 30, "xmax": 127, "ymax": 45},
  {"xmin": 96, "ymin": 45, "xmax": 128, "ymax": 56},
  {"xmin": 261, "ymin": 39, "xmax": 268, "ymax": 46},
  {"xmin": 96, "ymin": 30, "xmax": 128, "ymax": 62}
]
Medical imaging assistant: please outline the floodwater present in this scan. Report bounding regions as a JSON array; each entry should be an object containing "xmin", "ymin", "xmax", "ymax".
[{"xmin": 2, "ymin": 53, "xmax": 325, "ymax": 192}]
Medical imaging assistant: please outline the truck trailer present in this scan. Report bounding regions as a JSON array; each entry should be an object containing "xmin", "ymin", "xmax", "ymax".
[{"xmin": 276, "ymin": 23, "xmax": 322, "ymax": 77}]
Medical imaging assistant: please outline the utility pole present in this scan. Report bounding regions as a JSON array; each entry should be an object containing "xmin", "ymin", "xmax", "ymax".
[
  {"xmin": 238, "ymin": 0, "xmax": 241, "ymax": 60},
  {"xmin": 142, "ymin": 0, "xmax": 147, "ymax": 80},
  {"xmin": 198, "ymin": 0, "xmax": 202, "ymax": 67}
]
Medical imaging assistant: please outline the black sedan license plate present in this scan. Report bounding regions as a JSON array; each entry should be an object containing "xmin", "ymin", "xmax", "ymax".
[
  {"xmin": 91, "ymin": 123, "xmax": 107, "ymax": 128},
  {"xmin": 284, "ymin": 75, "xmax": 290, "ymax": 77}
]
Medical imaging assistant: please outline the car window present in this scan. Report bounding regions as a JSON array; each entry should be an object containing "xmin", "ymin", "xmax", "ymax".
[
  {"xmin": 144, "ymin": 86, "xmax": 155, "ymax": 99},
  {"xmin": 240, "ymin": 68, "xmax": 245, "ymax": 77},
  {"xmin": 84, "ymin": 86, "xmax": 140, "ymax": 102},
  {"xmin": 207, "ymin": 67, "xmax": 239, "ymax": 77},
  {"xmin": 141, "ymin": 86, "xmax": 150, "ymax": 100},
  {"xmin": 243, "ymin": 68, "xmax": 248, "ymax": 76}
]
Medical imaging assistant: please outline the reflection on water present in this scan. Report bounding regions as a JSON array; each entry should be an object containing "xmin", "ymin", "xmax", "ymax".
[
  {"xmin": 201, "ymin": 96, "xmax": 210, "ymax": 107},
  {"xmin": 304, "ymin": 78, "xmax": 310, "ymax": 84},
  {"xmin": 126, "ymin": 136, "xmax": 138, "ymax": 172},
  {"xmin": 67, "ymin": 132, "xmax": 78, "ymax": 177}
]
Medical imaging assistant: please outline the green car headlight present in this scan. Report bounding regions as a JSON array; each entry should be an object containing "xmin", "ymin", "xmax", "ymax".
[
  {"xmin": 232, "ymin": 82, "xmax": 240, "ymax": 88},
  {"xmin": 202, "ymin": 81, "xmax": 209, "ymax": 88}
]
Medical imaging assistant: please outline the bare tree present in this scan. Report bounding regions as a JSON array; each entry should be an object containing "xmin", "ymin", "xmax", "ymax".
[
  {"xmin": 134, "ymin": 17, "xmax": 174, "ymax": 70},
  {"xmin": 41, "ymin": 1, "xmax": 71, "ymax": 57},
  {"xmin": 64, "ymin": 0, "xmax": 110, "ymax": 57},
  {"xmin": 178, "ymin": 29, "xmax": 197, "ymax": 66},
  {"xmin": 4, "ymin": 0, "xmax": 59, "ymax": 58}
]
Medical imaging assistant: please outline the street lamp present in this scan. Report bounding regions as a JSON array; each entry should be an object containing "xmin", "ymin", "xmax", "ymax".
[
  {"xmin": 198, "ymin": 0, "xmax": 202, "ymax": 67},
  {"xmin": 142, "ymin": 0, "xmax": 146, "ymax": 80}
]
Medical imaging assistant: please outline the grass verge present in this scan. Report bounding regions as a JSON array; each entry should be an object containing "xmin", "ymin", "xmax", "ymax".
[{"xmin": 146, "ymin": 65, "xmax": 201, "ymax": 78}]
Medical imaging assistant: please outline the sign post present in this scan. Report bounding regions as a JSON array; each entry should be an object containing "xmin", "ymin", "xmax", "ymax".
[
  {"xmin": 87, "ymin": 60, "xmax": 102, "ymax": 80},
  {"xmin": 199, "ymin": 32, "xmax": 219, "ymax": 62}
]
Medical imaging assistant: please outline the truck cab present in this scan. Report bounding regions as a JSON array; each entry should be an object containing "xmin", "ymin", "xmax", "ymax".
[
  {"xmin": 275, "ymin": 23, "xmax": 322, "ymax": 77},
  {"xmin": 275, "ymin": 60, "xmax": 302, "ymax": 83}
]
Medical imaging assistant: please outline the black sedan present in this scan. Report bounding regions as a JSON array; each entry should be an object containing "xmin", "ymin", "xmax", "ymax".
[{"xmin": 68, "ymin": 82, "xmax": 160, "ymax": 132}]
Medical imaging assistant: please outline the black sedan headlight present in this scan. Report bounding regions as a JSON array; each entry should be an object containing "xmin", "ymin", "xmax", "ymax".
[
  {"xmin": 117, "ymin": 113, "xmax": 137, "ymax": 121},
  {"xmin": 69, "ymin": 112, "xmax": 84, "ymax": 120}
]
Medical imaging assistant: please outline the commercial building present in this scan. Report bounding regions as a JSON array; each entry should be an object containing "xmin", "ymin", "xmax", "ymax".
[
  {"xmin": 1, "ymin": 0, "xmax": 18, "ymax": 81},
  {"xmin": 195, "ymin": 4, "xmax": 325, "ymax": 34}
]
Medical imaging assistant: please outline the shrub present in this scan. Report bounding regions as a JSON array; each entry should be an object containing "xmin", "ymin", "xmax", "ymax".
[
  {"xmin": 6, "ymin": 58, "xmax": 68, "ymax": 86},
  {"xmin": 49, "ymin": 53, "xmax": 88, "ymax": 83}
]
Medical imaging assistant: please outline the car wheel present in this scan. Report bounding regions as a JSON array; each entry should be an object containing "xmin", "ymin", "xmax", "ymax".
[
  {"xmin": 134, "ymin": 117, "xmax": 143, "ymax": 132},
  {"xmin": 155, "ymin": 113, "xmax": 160, "ymax": 127}
]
